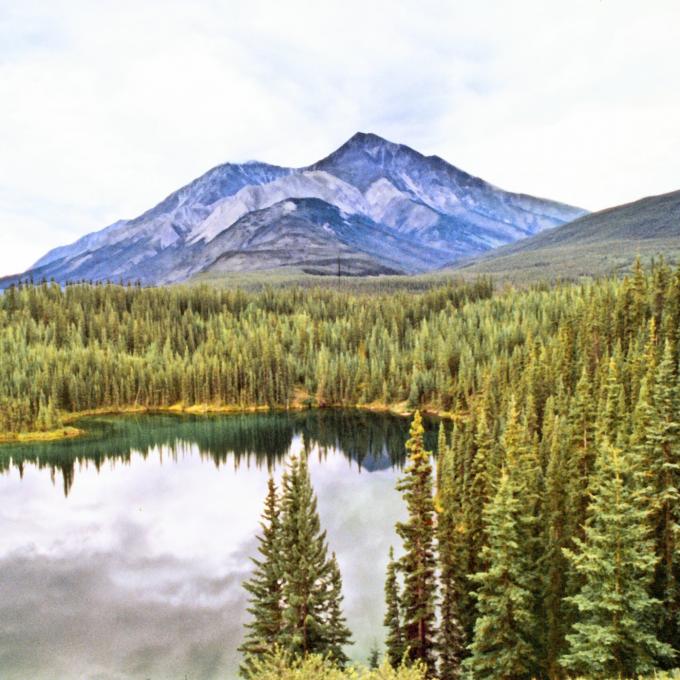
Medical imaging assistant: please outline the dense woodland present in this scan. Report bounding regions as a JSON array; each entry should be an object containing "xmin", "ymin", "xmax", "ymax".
[
  {"xmin": 0, "ymin": 276, "xmax": 492, "ymax": 433},
  {"xmin": 2, "ymin": 262, "xmax": 680, "ymax": 677}
]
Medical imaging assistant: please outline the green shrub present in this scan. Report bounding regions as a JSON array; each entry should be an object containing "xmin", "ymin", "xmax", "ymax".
[{"xmin": 245, "ymin": 649, "xmax": 426, "ymax": 680}]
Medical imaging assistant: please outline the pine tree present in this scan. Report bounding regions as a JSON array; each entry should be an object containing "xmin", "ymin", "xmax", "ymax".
[
  {"xmin": 384, "ymin": 546, "xmax": 405, "ymax": 668},
  {"xmin": 464, "ymin": 467, "xmax": 537, "ymax": 679},
  {"xmin": 395, "ymin": 411, "xmax": 438, "ymax": 675},
  {"xmin": 503, "ymin": 396, "xmax": 542, "ymax": 648},
  {"xmin": 439, "ymin": 423, "xmax": 476, "ymax": 645},
  {"xmin": 466, "ymin": 409, "xmax": 494, "ymax": 573},
  {"xmin": 239, "ymin": 477, "xmax": 284, "ymax": 677},
  {"xmin": 541, "ymin": 414, "xmax": 571, "ymax": 678},
  {"xmin": 561, "ymin": 440, "xmax": 674, "ymax": 677}
]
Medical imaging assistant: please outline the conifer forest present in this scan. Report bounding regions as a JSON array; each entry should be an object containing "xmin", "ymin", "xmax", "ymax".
[{"xmin": 1, "ymin": 262, "xmax": 680, "ymax": 678}]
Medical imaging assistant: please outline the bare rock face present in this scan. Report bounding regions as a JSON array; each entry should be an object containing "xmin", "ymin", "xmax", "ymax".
[{"xmin": 7, "ymin": 133, "xmax": 586, "ymax": 285}]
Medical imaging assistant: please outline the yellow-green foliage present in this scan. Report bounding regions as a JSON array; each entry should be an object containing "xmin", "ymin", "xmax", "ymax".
[
  {"xmin": 242, "ymin": 649, "xmax": 677, "ymax": 680},
  {"xmin": 246, "ymin": 650, "xmax": 426, "ymax": 680},
  {"xmin": 0, "ymin": 278, "xmax": 493, "ymax": 434},
  {"xmin": 1, "ymin": 262, "xmax": 678, "ymax": 444}
]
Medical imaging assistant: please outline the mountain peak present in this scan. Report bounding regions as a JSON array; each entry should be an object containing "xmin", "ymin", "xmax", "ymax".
[
  {"xmin": 3, "ymin": 133, "xmax": 587, "ymax": 288},
  {"xmin": 334, "ymin": 131, "xmax": 404, "ymax": 155},
  {"xmin": 307, "ymin": 132, "xmax": 416, "ymax": 186},
  {"xmin": 346, "ymin": 131, "xmax": 390, "ymax": 145}
]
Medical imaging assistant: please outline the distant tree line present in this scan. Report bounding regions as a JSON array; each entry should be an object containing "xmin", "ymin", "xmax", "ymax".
[{"xmin": 0, "ymin": 277, "xmax": 491, "ymax": 433}]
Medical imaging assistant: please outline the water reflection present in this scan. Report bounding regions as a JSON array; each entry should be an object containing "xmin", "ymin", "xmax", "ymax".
[
  {"xmin": 0, "ymin": 410, "xmax": 438, "ymax": 497},
  {"xmin": 0, "ymin": 410, "xmax": 438, "ymax": 680}
]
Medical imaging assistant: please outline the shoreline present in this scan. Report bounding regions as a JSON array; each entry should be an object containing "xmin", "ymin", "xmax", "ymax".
[
  {"xmin": 0, "ymin": 426, "xmax": 85, "ymax": 445},
  {"xmin": 0, "ymin": 399, "xmax": 453, "ymax": 445}
]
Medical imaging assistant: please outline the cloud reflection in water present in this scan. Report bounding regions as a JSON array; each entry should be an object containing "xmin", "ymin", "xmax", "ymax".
[{"xmin": 0, "ymin": 412, "xmax": 434, "ymax": 679}]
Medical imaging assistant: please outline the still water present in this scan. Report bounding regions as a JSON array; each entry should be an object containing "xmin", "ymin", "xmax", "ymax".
[{"xmin": 0, "ymin": 410, "xmax": 437, "ymax": 680}]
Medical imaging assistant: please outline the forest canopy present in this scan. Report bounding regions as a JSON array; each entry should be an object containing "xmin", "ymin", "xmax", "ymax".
[{"xmin": 1, "ymin": 262, "xmax": 680, "ymax": 676}]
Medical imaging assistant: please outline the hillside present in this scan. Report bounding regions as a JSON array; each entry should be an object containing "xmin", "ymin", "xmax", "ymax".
[
  {"xmin": 451, "ymin": 189, "xmax": 680, "ymax": 281},
  {"xmin": 0, "ymin": 133, "xmax": 585, "ymax": 287}
]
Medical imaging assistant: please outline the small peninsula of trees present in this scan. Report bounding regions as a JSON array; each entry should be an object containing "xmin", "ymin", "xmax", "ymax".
[{"xmin": 239, "ymin": 455, "xmax": 352, "ymax": 677}]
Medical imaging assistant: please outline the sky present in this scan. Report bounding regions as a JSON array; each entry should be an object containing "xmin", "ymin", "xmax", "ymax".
[{"xmin": 1, "ymin": 0, "xmax": 679, "ymax": 277}]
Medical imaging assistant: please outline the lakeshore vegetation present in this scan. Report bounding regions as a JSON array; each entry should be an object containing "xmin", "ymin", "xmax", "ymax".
[{"xmin": 2, "ymin": 260, "xmax": 680, "ymax": 677}]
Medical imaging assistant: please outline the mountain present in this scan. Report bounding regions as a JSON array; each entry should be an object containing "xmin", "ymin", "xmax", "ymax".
[
  {"xmin": 451, "ymin": 189, "xmax": 680, "ymax": 281},
  {"xmin": 3, "ymin": 133, "xmax": 586, "ymax": 286}
]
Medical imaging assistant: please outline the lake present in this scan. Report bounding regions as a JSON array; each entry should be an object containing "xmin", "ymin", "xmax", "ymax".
[{"xmin": 0, "ymin": 410, "xmax": 438, "ymax": 680}]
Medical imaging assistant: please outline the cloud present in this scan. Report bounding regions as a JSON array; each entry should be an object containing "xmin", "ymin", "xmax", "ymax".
[
  {"xmin": 0, "ymin": 547, "xmax": 244, "ymax": 680},
  {"xmin": 0, "ymin": 0, "xmax": 679, "ymax": 275}
]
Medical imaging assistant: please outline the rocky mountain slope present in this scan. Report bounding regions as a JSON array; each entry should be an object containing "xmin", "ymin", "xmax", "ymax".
[{"xmin": 4, "ymin": 133, "xmax": 586, "ymax": 285}]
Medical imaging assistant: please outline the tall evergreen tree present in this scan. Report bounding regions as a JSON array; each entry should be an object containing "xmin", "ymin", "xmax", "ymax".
[
  {"xmin": 239, "ymin": 477, "xmax": 284, "ymax": 677},
  {"xmin": 384, "ymin": 546, "xmax": 405, "ymax": 668},
  {"xmin": 278, "ymin": 454, "xmax": 352, "ymax": 664},
  {"xmin": 325, "ymin": 553, "xmax": 353, "ymax": 667},
  {"xmin": 561, "ymin": 440, "xmax": 674, "ymax": 678},
  {"xmin": 439, "ymin": 422, "xmax": 476, "ymax": 645},
  {"xmin": 649, "ymin": 339, "xmax": 680, "ymax": 650},
  {"xmin": 395, "ymin": 411, "xmax": 438, "ymax": 675},
  {"xmin": 466, "ymin": 409, "xmax": 494, "ymax": 573},
  {"xmin": 597, "ymin": 356, "xmax": 627, "ymax": 446},
  {"xmin": 567, "ymin": 366, "xmax": 597, "ymax": 535},
  {"xmin": 503, "ymin": 396, "xmax": 542, "ymax": 651},
  {"xmin": 464, "ymin": 467, "xmax": 538, "ymax": 679},
  {"xmin": 541, "ymin": 414, "xmax": 571, "ymax": 678},
  {"xmin": 437, "ymin": 445, "xmax": 466, "ymax": 680}
]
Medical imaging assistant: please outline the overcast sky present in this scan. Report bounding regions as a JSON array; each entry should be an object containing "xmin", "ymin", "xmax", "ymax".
[{"xmin": 1, "ymin": 0, "xmax": 679, "ymax": 276}]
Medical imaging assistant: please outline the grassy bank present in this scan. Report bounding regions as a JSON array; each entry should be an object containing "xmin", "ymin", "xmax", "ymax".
[
  {"xmin": 0, "ymin": 394, "xmax": 450, "ymax": 446},
  {"xmin": 0, "ymin": 425, "xmax": 84, "ymax": 444}
]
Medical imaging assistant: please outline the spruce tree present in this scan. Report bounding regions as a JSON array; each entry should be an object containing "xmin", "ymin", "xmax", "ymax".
[
  {"xmin": 466, "ymin": 409, "xmax": 494, "ymax": 573},
  {"xmin": 239, "ymin": 477, "xmax": 284, "ymax": 677},
  {"xmin": 597, "ymin": 356, "xmax": 627, "ymax": 446},
  {"xmin": 503, "ymin": 396, "xmax": 542, "ymax": 648},
  {"xmin": 443, "ymin": 421, "xmax": 476, "ymax": 641},
  {"xmin": 437, "ymin": 447, "xmax": 466, "ymax": 680},
  {"xmin": 464, "ymin": 467, "xmax": 537, "ymax": 679},
  {"xmin": 384, "ymin": 546, "xmax": 405, "ymax": 668},
  {"xmin": 279, "ymin": 454, "xmax": 353, "ymax": 663},
  {"xmin": 561, "ymin": 440, "xmax": 674, "ymax": 677},
  {"xmin": 569, "ymin": 366, "xmax": 596, "ymax": 483},
  {"xmin": 650, "ymin": 339, "xmax": 680, "ymax": 650},
  {"xmin": 395, "ymin": 411, "xmax": 438, "ymax": 675},
  {"xmin": 541, "ymin": 414, "xmax": 571, "ymax": 678},
  {"xmin": 325, "ymin": 553, "xmax": 353, "ymax": 667}
]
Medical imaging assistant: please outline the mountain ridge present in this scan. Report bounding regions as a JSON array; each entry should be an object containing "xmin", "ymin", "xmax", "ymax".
[
  {"xmin": 450, "ymin": 188, "xmax": 680, "ymax": 281},
  {"xmin": 4, "ymin": 133, "xmax": 586, "ymax": 286}
]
